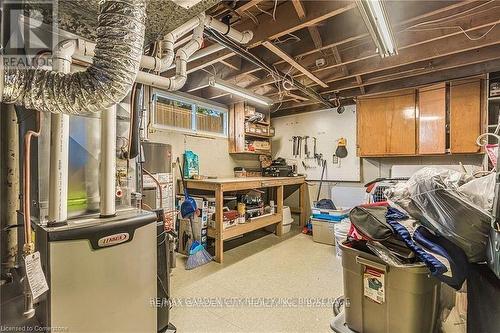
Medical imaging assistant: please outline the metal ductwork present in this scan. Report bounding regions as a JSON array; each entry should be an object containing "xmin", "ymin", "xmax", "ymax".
[{"xmin": 0, "ymin": 0, "xmax": 147, "ymax": 115}]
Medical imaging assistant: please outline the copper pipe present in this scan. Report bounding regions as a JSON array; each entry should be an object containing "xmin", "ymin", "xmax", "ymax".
[
  {"xmin": 142, "ymin": 168, "xmax": 163, "ymax": 208},
  {"xmin": 23, "ymin": 111, "xmax": 41, "ymax": 254}
]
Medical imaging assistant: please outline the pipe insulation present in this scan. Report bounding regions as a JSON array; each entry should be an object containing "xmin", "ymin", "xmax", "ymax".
[{"xmin": 0, "ymin": 0, "xmax": 146, "ymax": 115}]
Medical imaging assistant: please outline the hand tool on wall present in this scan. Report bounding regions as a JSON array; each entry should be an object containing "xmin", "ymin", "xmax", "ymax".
[
  {"xmin": 304, "ymin": 136, "xmax": 310, "ymax": 158},
  {"xmin": 336, "ymin": 137, "xmax": 348, "ymax": 158},
  {"xmin": 292, "ymin": 136, "xmax": 297, "ymax": 157},
  {"xmin": 298, "ymin": 136, "xmax": 303, "ymax": 157},
  {"xmin": 313, "ymin": 137, "xmax": 317, "ymax": 157}
]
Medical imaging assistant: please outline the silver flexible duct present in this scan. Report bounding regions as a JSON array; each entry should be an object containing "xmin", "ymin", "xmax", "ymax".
[{"xmin": 0, "ymin": 0, "xmax": 146, "ymax": 115}]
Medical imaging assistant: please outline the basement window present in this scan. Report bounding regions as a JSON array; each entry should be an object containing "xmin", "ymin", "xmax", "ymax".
[{"xmin": 153, "ymin": 92, "xmax": 228, "ymax": 137}]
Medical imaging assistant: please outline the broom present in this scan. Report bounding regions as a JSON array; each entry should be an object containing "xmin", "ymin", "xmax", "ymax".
[{"xmin": 177, "ymin": 158, "xmax": 212, "ymax": 269}]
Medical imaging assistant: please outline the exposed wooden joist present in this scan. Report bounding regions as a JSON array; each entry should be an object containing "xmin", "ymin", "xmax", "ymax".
[
  {"xmin": 267, "ymin": 43, "xmax": 500, "ymax": 101},
  {"xmin": 249, "ymin": 9, "xmax": 500, "ymax": 89},
  {"xmin": 355, "ymin": 75, "xmax": 365, "ymax": 94},
  {"xmin": 225, "ymin": 0, "xmax": 489, "ymax": 86},
  {"xmin": 273, "ymin": 50, "xmax": 500, "ymax": 115},
  {"xmin": 262, "ymin": 41, "xmax": 329, "ymax": 88},
  {"xmin": 235, "ymin": 0, "xmax": 266, "ymax": 15},
  {"xmin": 182, "ymin": 1, "xmax": 355, "ymax": 74},
  {"xmin": 220, "ymin": 57, "xmax": 242, "ymax": 71}
]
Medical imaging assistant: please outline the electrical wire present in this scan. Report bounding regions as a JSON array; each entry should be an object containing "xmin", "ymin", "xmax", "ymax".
[
  {"xmin": 255, "ymin": 0, "xmax": 278, "ymax": 21},
  {"xmin": 402, "ymin": 0, "xmax": 495, "ymax": 31},
  {"xmin": 406, "ymin": 23, "xmax": 498, "ymax": 41}
]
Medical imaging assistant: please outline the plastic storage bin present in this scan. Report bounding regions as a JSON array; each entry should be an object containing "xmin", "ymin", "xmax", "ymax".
[
  {"xmin": 311, "ymin": 218, "xmax": 336, "ymax": 245},
  {"xmin": 340, "ymin": 241, "xmax": 440, "ymax": 333}
]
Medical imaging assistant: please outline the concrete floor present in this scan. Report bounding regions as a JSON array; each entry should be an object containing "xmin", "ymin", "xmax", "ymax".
[{"xmin": 170, "ymin": 226, "xmax": 344, "ymax": 333}]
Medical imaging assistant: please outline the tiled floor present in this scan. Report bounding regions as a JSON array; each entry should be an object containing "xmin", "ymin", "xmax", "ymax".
[{"xmin": 170, "ymin": 225, "xmax": 344, "ymax": 333}]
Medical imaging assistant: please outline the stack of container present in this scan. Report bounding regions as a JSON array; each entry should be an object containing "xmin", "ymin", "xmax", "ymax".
[{"xmin": 310, "ymin": 205, "xmax": 349, "ymax": 246}]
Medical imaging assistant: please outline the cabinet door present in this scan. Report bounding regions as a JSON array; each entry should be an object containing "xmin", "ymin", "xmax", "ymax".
[
  {"xmin": 357, "ymin": 98, "xmax": 387, "ymax": 156},
  {"xmin": 386, "ymin": 90, "xmax": 417, "ymax": 155},
  {"xmin": 450, "ymin": 79, "xmax": 481, "ymax": 153},
  {"xmin": 357, "ymin": 90, "xmax": 416, "ymax": 156},
  {"xmin": 418, "ymin": 83, "xmax": 446, "ymax": 154}
]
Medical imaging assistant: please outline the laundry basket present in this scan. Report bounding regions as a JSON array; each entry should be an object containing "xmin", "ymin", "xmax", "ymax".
[{"xmin": 340, "ymin": 241, "xmax": 440, "ymax": 333}]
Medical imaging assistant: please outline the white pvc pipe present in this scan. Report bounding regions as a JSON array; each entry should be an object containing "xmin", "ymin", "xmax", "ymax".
[
  {"xmin": 73, "ymin": 13, "xmax": 250, "ymax": 74},
  {"xmin": 100, "ymin": 105, "xmax": 116, "ymax": 217},
  {"xmin": 136, "ymin": 22, "xmax": 205, "ymax": 91},
  {"xmin": 204, "ymin": 16, "xmax": 253, "ymax": 44},
  {"xmin": 48, "ymin": 41, "xmax": 74, "ymax": 222}
]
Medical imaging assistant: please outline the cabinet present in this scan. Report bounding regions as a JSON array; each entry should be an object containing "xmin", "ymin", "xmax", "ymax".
[
  {"xmin": 418, "ymin": 83, "xmax": 446, "ymax": 154},
  {"xmin": 450, "ymin": 78, "xmax": 482, "ymax": 153},
  {"xmin": 357, "ymin": 90, "xmax": 416, "ymax": 156},
  {"xmin": 357, "ymin": 77, "xmax": 484, "ymax": 157},
  {"xmin": 228, "ymin": 102, "xmax": 273, "ymax": 155}
]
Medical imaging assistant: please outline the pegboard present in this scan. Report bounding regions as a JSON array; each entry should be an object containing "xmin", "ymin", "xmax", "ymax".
[{"xmin": 271, "ymin": 105, "xmax": 361, "ymax": 181}]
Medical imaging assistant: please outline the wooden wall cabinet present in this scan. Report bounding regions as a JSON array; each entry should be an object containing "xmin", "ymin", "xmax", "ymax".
[
  {"xmin": 418, "ymin": 83, "xmax": 446, "ymax": 154},
  {"xmin": 450, "ymin": 78, "xmax": 482, "ymax": 153},
  {"xmin": 357, "ymin": 90, "xmax": 417, "ymax": 156},
  {"xmin": 357, "ymin": 77, "xmax": 484, "ymax": 157}
]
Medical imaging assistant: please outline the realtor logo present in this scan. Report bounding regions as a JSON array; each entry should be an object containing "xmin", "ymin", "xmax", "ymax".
[{"xmin": 1, "ymin": 0, "xmax": 58, "ymax": 68}]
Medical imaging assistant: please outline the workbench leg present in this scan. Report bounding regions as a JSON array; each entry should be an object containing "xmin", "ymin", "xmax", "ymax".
[
  {"xmin": 299, "ymin": 182, "xmax": 308, "ymax": 227},
  {"xmin": 215, "ymin": 185, "xmax": 224, "ymax": 263},
  {"xmin": 276, "ymin": 185, "xmax": 284, "ymax": 236}
]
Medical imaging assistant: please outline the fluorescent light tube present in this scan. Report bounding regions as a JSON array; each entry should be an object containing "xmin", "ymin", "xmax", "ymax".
[
  {"xmin": 208, "ymin": 76, "xmax": 274, "ymax": 106},
  {"xmin": 356, "ymin": 0, "xmax": 397, "ymax": 57}
]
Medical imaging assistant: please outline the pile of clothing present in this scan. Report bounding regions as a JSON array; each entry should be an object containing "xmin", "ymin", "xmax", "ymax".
[{"xmin": 346, "ymin": 167, "xmax": 493, "ymax": 291}]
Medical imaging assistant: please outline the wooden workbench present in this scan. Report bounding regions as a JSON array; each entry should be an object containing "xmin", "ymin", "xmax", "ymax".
[{"xmin": 185, "ymin": 176, "xmax": 307, "ymax": 263}]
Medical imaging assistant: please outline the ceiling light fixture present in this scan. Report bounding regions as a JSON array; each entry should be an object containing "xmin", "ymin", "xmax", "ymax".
[
  {"xmin": 356, "ymin": 0, "xmax": 397, "ymax": 57},
  {"xmin": 208, "ymin": 76, "xmax": 274, "ymax": 106}
]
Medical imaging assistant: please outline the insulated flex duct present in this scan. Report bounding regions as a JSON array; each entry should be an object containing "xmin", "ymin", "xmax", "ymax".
[{"xmin": 0, "ymin": 0, "xmax": 146, "ymax": 115}]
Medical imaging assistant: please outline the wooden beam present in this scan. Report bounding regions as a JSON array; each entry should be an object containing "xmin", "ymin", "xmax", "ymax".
[
  {"xmin": 273, "ymin": 56, "xmax": 500, "ymax": 117},
  {"xmin": 220, "ymin": 57, "xmax": 242, "ymax": 71},
  {"xmin": 226, "ymin": 0, "xmax": 490, "ymax": 84},
  {"xmin": 355, "ymin": 75, "xmax": 365, "ymax": 95},
  {"xmin": 249, "ymin": 8, "xmax": 500, "ymax": 89},
  {"xmin": 267, "ymin": 44, "xmax": 500, "ymax": 100},
  {"xmin": 235, "ymin": 0, "xmax": 265, "ymax": 14},
  {"xmin": 182, "ymin": 1, "xmax": 355, "ymax": 74},
  {"xmin": 262, "ymin": 41, "xmax": 328, "ymax": 88}
]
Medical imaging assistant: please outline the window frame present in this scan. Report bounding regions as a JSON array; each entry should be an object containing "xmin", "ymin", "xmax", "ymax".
[{"xmin": 152, "ymin": 89, "xmax": 229, "ymax": 138}]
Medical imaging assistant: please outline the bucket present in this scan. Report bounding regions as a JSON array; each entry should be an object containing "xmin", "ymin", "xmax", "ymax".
[
  {"xmin": 266, "ymin": 206, "xmax": 293, "ymax": 234},
  {"xmin": 334, "ymin": 220, "xmax": 350, "ymax": 258}
]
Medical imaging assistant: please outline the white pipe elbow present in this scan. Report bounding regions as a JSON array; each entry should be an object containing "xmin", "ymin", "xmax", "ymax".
[{"xmin": 53, "ymin": 39, "xmax": 77, "ymax": 63}]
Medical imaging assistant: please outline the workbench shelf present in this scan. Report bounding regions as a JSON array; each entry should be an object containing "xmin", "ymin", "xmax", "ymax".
[
  {"xmin": 207, "ymin": 213, "xmax": 281, "ymax": 240},
  {"xmin": 185, "ymin": 176, "xmax": 307, "ymax": 263},
  {"xmin": 229, "ymin": 101, "xmax": 273, "ymax": 154}
]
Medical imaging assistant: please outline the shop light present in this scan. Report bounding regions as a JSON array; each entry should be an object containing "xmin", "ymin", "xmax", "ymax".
[
  {"xmin": 208, "ymin": 76, "xmax": 274, "ymax": 106},
  {"xmin": 356, "ymin": 0, "xmax": 397, "ymax": 57}
]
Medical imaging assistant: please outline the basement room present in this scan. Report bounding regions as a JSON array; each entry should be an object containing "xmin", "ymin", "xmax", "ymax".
[{"xmin": 0, "ymin": 0, "xmax": 499, "ymax": 332}]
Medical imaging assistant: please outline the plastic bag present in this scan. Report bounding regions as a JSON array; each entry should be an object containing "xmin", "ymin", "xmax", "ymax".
[
  {"xmin": 387, "ymin": 167, "xmax": 491, "ymax": 263},
  {"xmin": 458, "ymin": 173, "xmax": 495, "ymax": 211}
]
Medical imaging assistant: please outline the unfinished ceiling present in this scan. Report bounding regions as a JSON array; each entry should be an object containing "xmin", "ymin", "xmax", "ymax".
[
  {"xmin": 178, "ymin": 0, "xmax": 500, "ymax": 117},
  {"xmin": 27, "ymin": 0, "xmax": 219, "ymax": 43}
]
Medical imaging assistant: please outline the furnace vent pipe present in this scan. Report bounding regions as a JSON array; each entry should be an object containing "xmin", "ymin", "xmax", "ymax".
[
  {"xmin": 136, "ymin": 22, "xmax": 205, "ymax": 91},
  {"xmin": 100, "ymin": 104, "xmax": 117, "ymax": 217},
  {"xmin": 48, "ymin": 45, "xmax": 71, "ymax": 222},
  {"xmin": 0, "ymin": 0, "xmax": 146, "ymax": 115}
]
